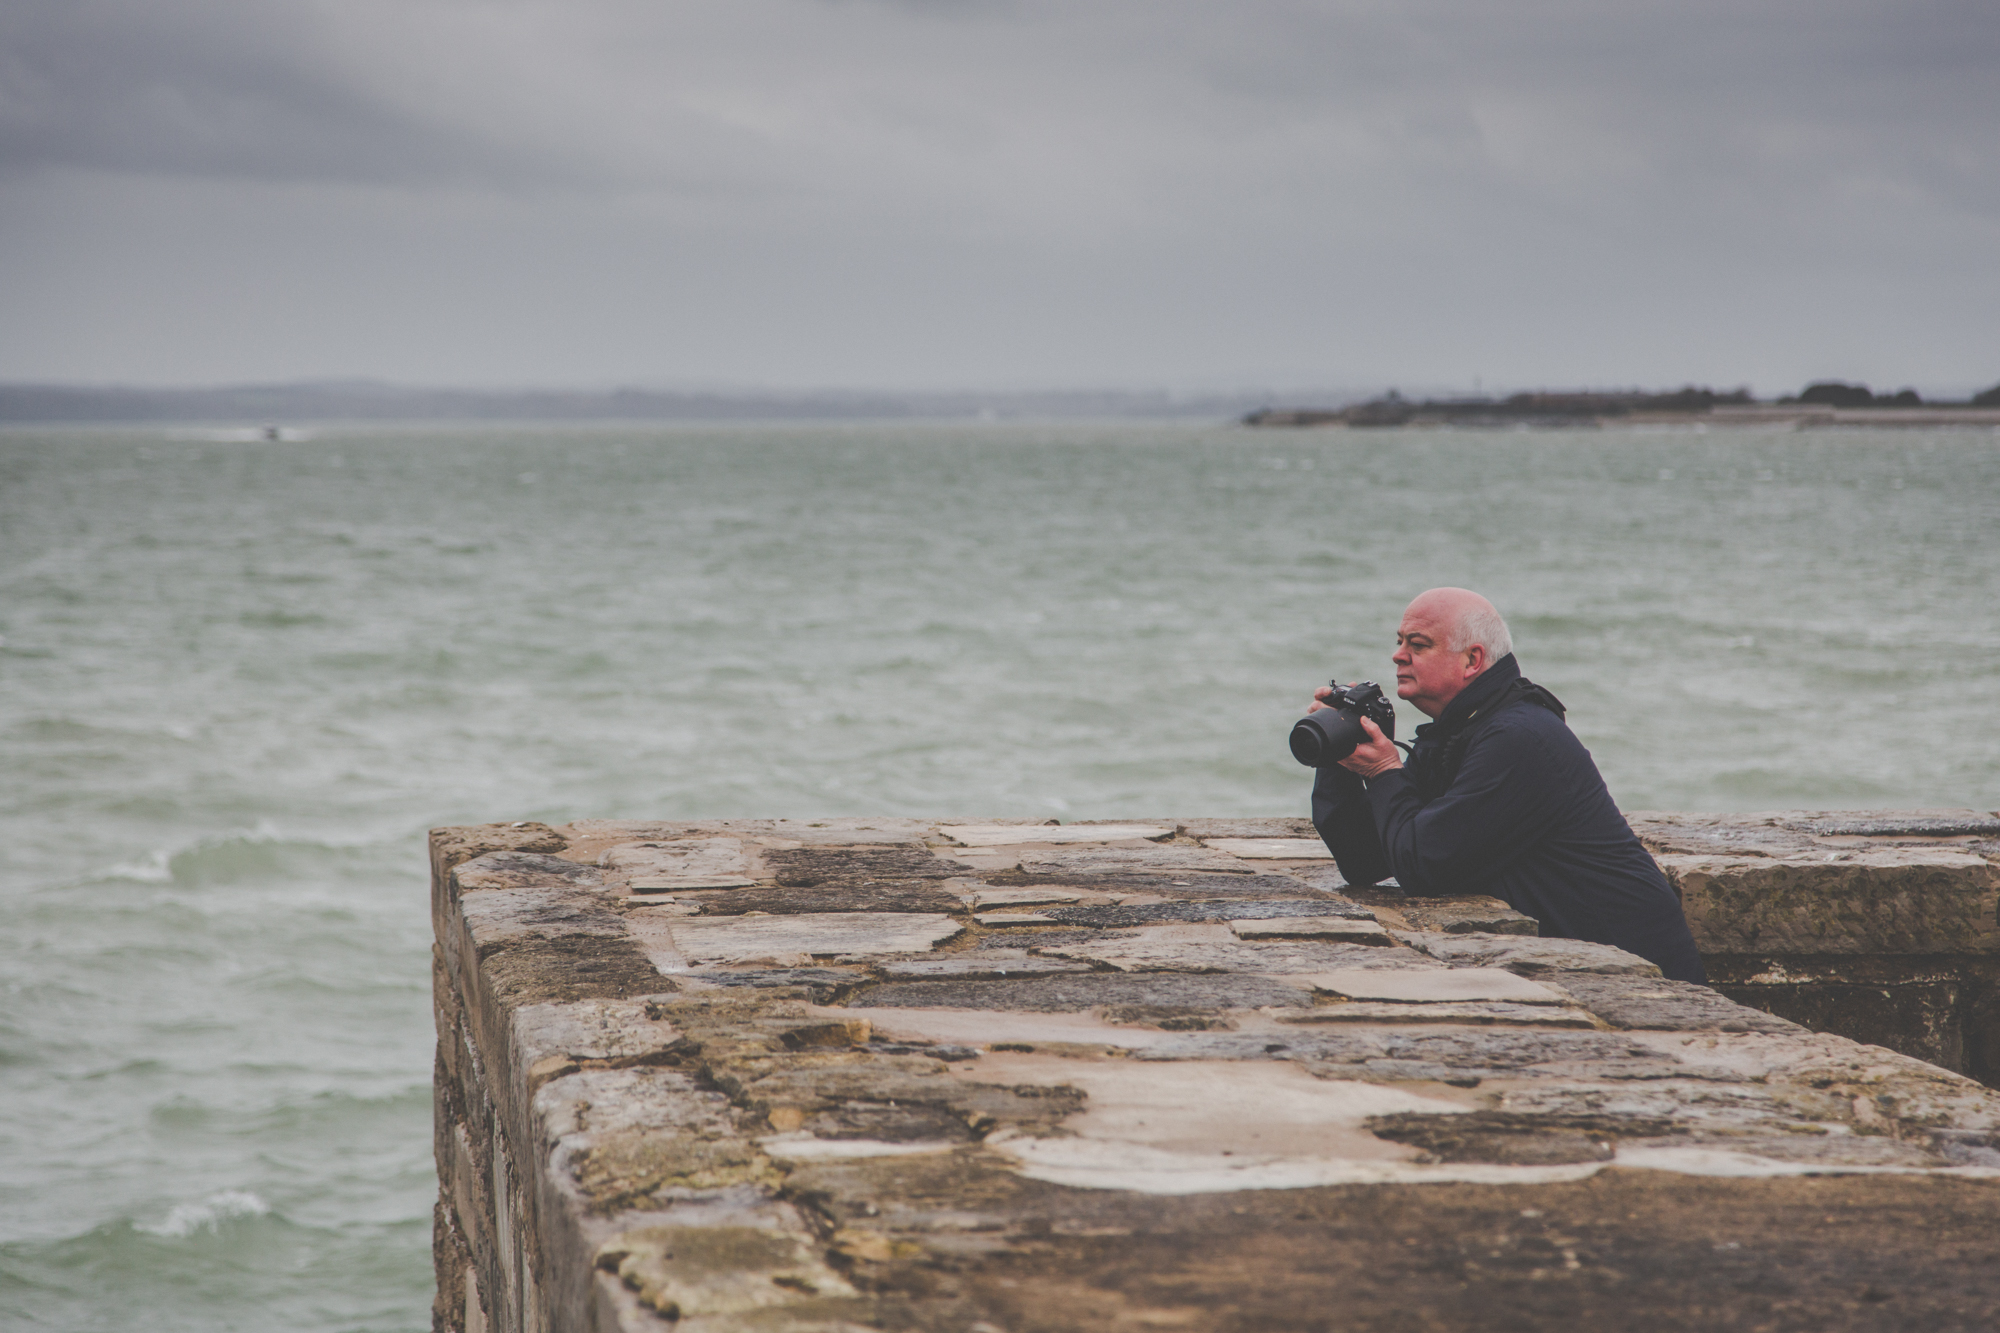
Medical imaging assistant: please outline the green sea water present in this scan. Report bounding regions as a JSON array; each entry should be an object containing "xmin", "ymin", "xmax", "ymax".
[{"xmin": 1, "ymin": 420, "xmax": 1995, "ymax": 1330}]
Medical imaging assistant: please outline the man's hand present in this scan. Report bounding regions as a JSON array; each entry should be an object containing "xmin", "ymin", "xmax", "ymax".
[
  {"xmin": 1337, "ymin": 716, "xmax": 1403, "ymax": 779},
  {"xmin": 1307, "ymin": 683, "xmax": 1340, "ymax": 713}
]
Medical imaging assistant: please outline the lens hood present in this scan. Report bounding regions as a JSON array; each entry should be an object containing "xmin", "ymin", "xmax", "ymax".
[{"xmin": 1290, "ymin": 708, "xmax": 1365, "ymax": 767}]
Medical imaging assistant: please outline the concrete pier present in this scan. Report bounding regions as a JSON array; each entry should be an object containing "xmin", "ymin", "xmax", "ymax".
[{"xmin": 432, "ymin": 813, "xmax": 2000, "ymax": 1332}]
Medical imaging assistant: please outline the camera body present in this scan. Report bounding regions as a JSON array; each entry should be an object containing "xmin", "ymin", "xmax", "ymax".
[{"xmin": 1289, "ymin": 680, "xmax": 1396, "ymax": 768}]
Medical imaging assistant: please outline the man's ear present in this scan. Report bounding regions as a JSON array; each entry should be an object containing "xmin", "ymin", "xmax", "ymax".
[{"xmin": 1462, "ymin": 644, "xmax": 1487, "ymax": 679}]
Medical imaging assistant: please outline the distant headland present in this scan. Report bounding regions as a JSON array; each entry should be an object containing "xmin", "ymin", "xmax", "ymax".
[
  {"xmin": 5, "ymin": 377, "xmax": 1996, "ymax": 429},
  {"xmin": 0, "ymin": 381, "xmax": 1276, "ymax": 426},
  {"xmin": 1246, "ymin": 379, "xmax": 2000, "ymax": 428}
]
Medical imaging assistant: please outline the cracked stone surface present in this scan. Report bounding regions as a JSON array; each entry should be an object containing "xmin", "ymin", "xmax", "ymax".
[
  {"xmin": 1306, "ymin": 967, "xmax": 1571, "ymax": 1004},
  {"xmin": 1036, "ymin": 897, "xmax": 1375, "ymax": 926},
  {"xmin": 935, "ymin": 822, "xmax": 1173, "ymax": 846},
  {"xmin": 1199, "ymin": 836, "xmax": 1335, "ymax": 860},
  {"xmin": 962, "ymin": 886, "xmax": 1081, "ymax": 908},
  {"xmin": 687, "ymin": 882, "xmax": 965, "ymax": 915},
  {"xmin": 455, "ymin": 850, "xmax": 605, "ymax": 893},
  {"xmin": 1013, "ymin": 845, "xmax": 1257, "ymax": 876},
  {"xmin": 1174, "ymin": 817, "xmax": 1318, "ymax": 840},
  {"xmin": 996, "ymin": 869, "xmax": 1336, "ymax": 897},
  {"xmin": 634, "ymin": 912, "xmax": 964, "ymax": 966},
  {"xmin": 871, "ymin": 950, "xmax": 1098, "ymax": 981},
  {"xmin": 599, "ymin": 838, "xmax": 757, "ymax": 889},
  {"xmin": 1271, "ymin": 1001, "xmax": 1600, "ymax": 1028},
  {"xmin": 1630, "ymin": 808, "xmax": 2000, "ymax": 857},
  {"xmin": 1396, "ymin": 931, "xmax": 1664, "ymax": 976},
  {"xmin": 849, "ymin": 971, "xmax": 1320, "ymax": 1012},
  {"xmin": 1548, "ymin": 973, "xmax": 1807, "ymax": 1034},
  {"xmin": 1230, "ymin": 916, "xmax": 1392, "ymax": 943},
  {"xmin": 1039, "ymin": 927, "xmax": 1410, "ymax": 975},
  {"xmin": 431, "ymin": 816, "xmax": 2000, "ymax": 1333},
  {"xmin": 1394, "ymin": 895, "xmax": 1541, "ymax": 935},
  {"xmin": 762, "ymin": 843, "xmax": 959, "ymax": 887}
]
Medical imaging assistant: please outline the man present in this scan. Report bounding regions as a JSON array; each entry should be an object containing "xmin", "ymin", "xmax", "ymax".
[{"xmin": 1310, "ymin": 587, "xmax": 1705, "ymax": 983}]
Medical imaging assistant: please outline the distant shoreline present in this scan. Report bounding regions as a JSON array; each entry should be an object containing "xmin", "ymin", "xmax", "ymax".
[
  {"xmin": 5, "ymin": 378, "xmax": 1997, "ymax": 429},
  {"xmin": 1245, "ymin": 382, "xmax": 2000, "ymax": 429},
  {"xmin": 1247, "ymin": 404, "xmax": 2000, "ymax": 429}
]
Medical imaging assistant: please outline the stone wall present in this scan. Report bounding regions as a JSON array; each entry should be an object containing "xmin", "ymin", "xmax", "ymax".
[
  {"xmin": 1631, "ymin": 811, "xmax": 2000, "ymax": 1083},
  {"xmin": 432, "ymin": 814, "xmax": 2000, "ymax": 1332}
]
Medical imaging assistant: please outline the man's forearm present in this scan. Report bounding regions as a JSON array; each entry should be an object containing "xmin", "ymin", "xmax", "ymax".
[
  {"xmin": 1312, "ymin": 765, "xmax": 1393, "ymax": 887},
  {"xmin": 1360, "ymin": 768, "xmax": 1439, "ymax": 894}
]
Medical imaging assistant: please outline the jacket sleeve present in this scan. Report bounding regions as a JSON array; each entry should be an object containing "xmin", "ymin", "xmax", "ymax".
[
  {"xmin": 1312, "ymin": 764, "xmax": 1393, "ymax": 887},
  {"xmin": 1361, "ymin": 714, "xmax": 1566, "ymax": 895}
]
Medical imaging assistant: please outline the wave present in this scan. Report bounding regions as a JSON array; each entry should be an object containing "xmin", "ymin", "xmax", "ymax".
[
  {"xmin": 83, "ymin": 824, "xmax": 411, "ymax": 890},
  {"xmin": 136, "ymin": 1189, "xmax": 271, "ymax": 1238}
]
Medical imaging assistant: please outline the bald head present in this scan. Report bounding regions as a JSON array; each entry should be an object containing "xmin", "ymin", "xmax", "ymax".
[
  {"xmin": 1405, "ymin": 587, "xmax": 1512, "ymax": 660},
  {"xmin": 1392, "ymin": 588, "xmax": 1514, "ymax": 717}
]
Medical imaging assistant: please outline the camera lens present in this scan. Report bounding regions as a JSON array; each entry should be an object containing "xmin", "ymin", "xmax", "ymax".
[{"xmin": 1290, "ymin": 710, "xmax": 1364, "ymax": 767}]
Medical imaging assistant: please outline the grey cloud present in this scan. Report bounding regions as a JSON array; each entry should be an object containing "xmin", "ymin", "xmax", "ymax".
[
  {"xmin": 0, "ymin": 0, "xmax": 1994, "ymax": 389},
  {"xmin": 0, "ymin": 2, "xmax": 484, "ymax": 183},
  {"xmin": 5, "ymin": 0, "xmax": 1991, "ymax": 206}
]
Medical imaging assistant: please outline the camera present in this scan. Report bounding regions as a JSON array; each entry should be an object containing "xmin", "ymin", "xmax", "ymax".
[{"xmin": 1289, "ymin": 680, "xmax": 1396, "ymax": 767}]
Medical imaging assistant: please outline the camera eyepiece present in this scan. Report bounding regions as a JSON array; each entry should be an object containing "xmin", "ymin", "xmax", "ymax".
[{"xmin": 1289, "ymin": 680, "xmax": 1396, "ymax": 768}]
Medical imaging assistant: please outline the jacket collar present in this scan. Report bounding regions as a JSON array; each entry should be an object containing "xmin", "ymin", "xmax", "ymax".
[{"xmin": 1427, "ymin": 652, "xmax": 1521, "ymax": 735}]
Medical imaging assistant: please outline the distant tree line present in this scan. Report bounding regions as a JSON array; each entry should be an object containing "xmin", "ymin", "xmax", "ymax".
[
  {"xmin": 1245, "ymin": 379, "xmax": 2000, "ymax": 427},
  {"xmin": 1785, "ymin": 380, "xmax": 2000, "ymax": 408}
]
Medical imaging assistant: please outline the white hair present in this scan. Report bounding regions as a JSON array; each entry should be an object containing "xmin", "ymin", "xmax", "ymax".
[{"xmin": 1448, "ymin": 601, "xmax": 1513, "ymax": 660}]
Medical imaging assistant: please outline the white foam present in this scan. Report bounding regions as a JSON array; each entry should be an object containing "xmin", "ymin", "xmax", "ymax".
[
  {"xmin": 141, "ymin": 1189, "xmax": 272, "ymax": 1237},
  {"xmin": 101, "ymin": 848, "xmax": 174, "ymax": 882}
]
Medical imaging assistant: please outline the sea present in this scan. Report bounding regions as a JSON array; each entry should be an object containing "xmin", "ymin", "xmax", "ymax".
[{"xmin": 1, "ymin": 420, "xmax": 1995, "ymax": 1331}]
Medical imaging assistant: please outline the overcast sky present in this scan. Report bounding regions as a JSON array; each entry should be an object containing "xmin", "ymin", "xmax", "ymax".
[{"xmin": 2, "ymin": 0, "xmax": 1995, "ymax": 394}]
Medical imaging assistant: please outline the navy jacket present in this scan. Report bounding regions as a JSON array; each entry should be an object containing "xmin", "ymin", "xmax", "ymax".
[{"xmin": 1311, "ymin": 654, "xmax": 1706, "ymax": 983}]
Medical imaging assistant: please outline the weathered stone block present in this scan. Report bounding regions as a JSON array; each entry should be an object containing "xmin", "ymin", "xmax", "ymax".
[
  {"xmin": 599, "ymin": 838, "xmax": 756, "ymax": 889},
  {"xmin": 1173, "ymin": 817, "xmax": 1318, "ymax": 840},
  {"xmin": 1037, "ymin": 897, "xmax": 1375, "ymax": 926},
  {"xmin": 1306, "ymin": 967, "xmax": 1568, "ymax": 1004},
  {"xmin": 1397, "ymin": 895, "xmax": 1540, "ymax": 935},
  {"xmin": 936, "ymin": 822, "xmax": 1172, "ymax": 845},
  {"xmin": 1229, "ymin": 916, "xmax": 1391, "ymax": 943},
  {"xmin": 455, "ymin": 851, "xmax": 604, "ymax": 894},
  {"xmin": 1042, "ymin": 929, "xmax": 1411, "ymax": 975},
  {"xmin": 849, "ymin": 972, "xmax": 1317, "ymax": 1012},
  {"xmin": 1661, "ymin": 849, "xmax": 2000, "ymax": 954},
  {"xmin": 431, "ymin": 822, "xmax": 570, "ymax": 879},
  {"xmin": 686, "ymin": 882, "xmax": 964, "ymax": 914},
  {"xmin": 1199, "ymin": 837, "xmax": 1334, "ymax": 860},
  {"xmin": 595, "ymin": 1225, "xmax": 857, "ymax": 1320},
  {"xmin": 762, "ymin": 844, "xmax": 956, "ymax": 886},
  {"xmin": 638, "ymin": 912, "xmax": 963, "ymax": 965},
  {"xmin": 1396, "ymin": 931, "xmax": 1661, "ymax": 976},
  {"xmin": 1547, "ymin": 973, "xmax": 1803, "ymax": 1033},
  {"xmin": 873, "ymin": 951, "xmax": 1097, "ymax": 980},
  {"xmin": 1273, "ymin": 1001, "xmax": 1597, "ymax": 1028},
  {"xmin": 965, "ymin": 886, "xmax": 1081, "ymax": 908},
  {"xmin": 994, "ymin": 869, "xmax": 1334, "ymax": 897},
  {"xmin": 1007, "ymin": 846, "xmax": 1257, "ymax": 876}
]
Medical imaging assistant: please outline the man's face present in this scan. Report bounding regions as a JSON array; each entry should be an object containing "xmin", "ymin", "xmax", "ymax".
[{"xmin": 1391, "ymin": 602, "xmax": 1476, "ymax": 718}]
